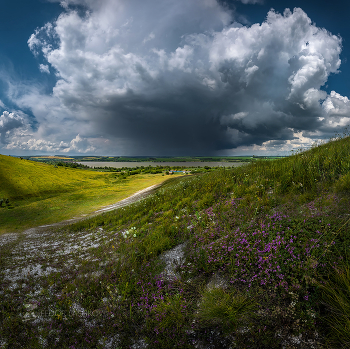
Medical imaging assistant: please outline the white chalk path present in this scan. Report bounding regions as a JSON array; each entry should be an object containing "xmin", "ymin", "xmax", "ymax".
[
  {"xmin": 94, "ymin": 184, "xmax": 160, "ymax": 213},
  {"xmin": 0, "ymin": 182, "xmax": 163, "ymax": 243}
]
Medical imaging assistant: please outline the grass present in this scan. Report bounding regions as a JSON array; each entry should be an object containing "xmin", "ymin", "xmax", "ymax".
[
  {"xmin": 196, "ymin": 287, "xmax": 257, "ymax": 333},
  {"xmin": 317, "ymin": 261, "xmax": 350, "ymax": 348},
  {"xmin": 0, "ymin": 155, "xmax": 182, "ymax": 233},
  {"xmin": 1, "ymin": 134, "xmax": 350, "ymax": 347}
]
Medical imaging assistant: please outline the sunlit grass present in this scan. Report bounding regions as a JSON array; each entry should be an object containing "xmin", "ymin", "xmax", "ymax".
[
  {"xmin": 0, "ymin": 155, "xmax": 182, "ymax": 233},
  {"xmin": 0, "ymin": 174, "xmax": 172, "ymax": 233}
]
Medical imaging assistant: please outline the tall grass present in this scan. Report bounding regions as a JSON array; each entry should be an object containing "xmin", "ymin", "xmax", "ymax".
[
  {"xmin": 2, "ymin": 136, "xmax": 350, "ymax": 347},
  {"xmin": 196, "ymin": 287, "xmax": 257, "ymax": 333},
  {"xmin": 316, "ymin": 251, "xmax": 350, "ymax": 348}
]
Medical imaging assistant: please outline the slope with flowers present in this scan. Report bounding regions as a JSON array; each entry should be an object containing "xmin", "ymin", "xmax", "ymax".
[{"xmin": 1, "ymin": 136, "xmax": 350, "ymax": 348}]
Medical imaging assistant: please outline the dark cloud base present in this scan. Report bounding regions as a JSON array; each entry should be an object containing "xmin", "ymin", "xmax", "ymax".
[{"xmin": 1, "ymin": 1, "xmax": 349, "ymax": 155}]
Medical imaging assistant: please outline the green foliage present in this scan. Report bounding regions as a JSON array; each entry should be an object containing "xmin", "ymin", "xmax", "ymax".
[
  {"xmin": 0, "ymin": 154, "xmax": 108, "ymax": 200},
  {"xmin": 54, "ymin": 161, "xmax": 89, "ymax": 169},
  {"xmin": 0, "ymin": 198, "xmax": 10, "ymax": 208},
  {"xmin": 197, "ymin": 287, "xmax": 257, "ymax": 333},
  {"xmin": 0, "ymin": 154, "xmax": 177, "ymax": 233},
  {"xmin": 335, "ymin": 173, "xmax": 350, "ymax": 193},
  {"xmin": 317, "ymin": 260, "xmax": 350, "ymax": 348},
  {"xmin": 139, "ymin": 228, "xmax": 174, "ymax": 257},
  {"xmin": 145, "ymin": 293, "xmax": 191, "ymax": 347}
]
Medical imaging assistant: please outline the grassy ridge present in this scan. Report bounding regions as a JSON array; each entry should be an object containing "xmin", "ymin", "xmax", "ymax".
[
  {"xmin": 0, "ymin": 155, "xmax": 108, "ymax": 199},
  {"xmin": 0, "ymin": 155, "xmax": 181, "ymax": 233},
  {"xmin": 1, "ymin": 136, "xmax": 350, "ymax": 348}
]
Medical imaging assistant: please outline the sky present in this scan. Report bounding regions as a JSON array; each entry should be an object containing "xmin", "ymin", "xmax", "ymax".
[{"xmin": 0, "ymin": 0, "xmax": 350, "ymax": 156}]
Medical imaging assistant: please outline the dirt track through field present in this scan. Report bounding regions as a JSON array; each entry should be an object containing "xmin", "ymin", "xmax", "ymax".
[{"xmin": 93, "ymin": 183, "xmax": 161, "ymax": 214}]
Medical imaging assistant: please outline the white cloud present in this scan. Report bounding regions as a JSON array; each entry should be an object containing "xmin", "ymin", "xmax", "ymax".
[
  {"xmin": 244, "ymin": 65, "xmax": 259, "ymax": 85},
  {"xmin": 59, "ymin": 0, "xmax": 70, "ymax": 9},
  {"xmin": 28, "ymin": 33, "xmax": 41, "ymax": 55},
  {"xmin": 168, "ymin": 46, "xmax": 194, "ymax": 72},
  {"xmin": 323, "ymin": 91, "xmax": 350, "ymax": 116},
  {"xmin": 5, "ymin": 133, "xmax": 96, "ymax": 153},
  {"xmin": 39, "ymin": 64, "xmax": 50, "ymax": 74},
  {"xmin": 2, "ymin": 2, "xmax": 348, "ymax": 155},
  {"xmin": 143, "ymin": 32, "xmax": 155, "ymax": 44},
  {"xmin": 28, "ymin": 23, "xmax": 55, "ymax": 56},
  {"xmin": 0, "ymin": 111, "xmax": 30, "ymax": 144},
  {"xmin": 62, "ymin": 134, "xmax": 96, "ymax": 153}
]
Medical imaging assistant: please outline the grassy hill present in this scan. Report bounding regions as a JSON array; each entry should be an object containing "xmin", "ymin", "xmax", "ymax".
[
  {"xmin": 1, "ymin": 136, "xmax": 350, "ymax": 348},
  {"xmin": 0, "ymin": 155, "xmax": 110, "ymax": 200},
  {"xmin": 0, "ymin": 155, "xmax": 178, "ymax": 233}
]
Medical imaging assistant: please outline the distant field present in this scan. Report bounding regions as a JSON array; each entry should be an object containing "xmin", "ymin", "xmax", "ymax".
[
  {"xmin": 30, "ymin": 156, "xmax": 75, "ymax": 160},
  {"xmin": 78, "ymin": 161, "xmax": 246, "ymax": 168},
  {"xmin": 21, "ymin": 155, "xmax": 286, "ymax": 163},
  {"xmin": 0, "ymin": 155, "xmax": 180, "ymax": 234}
]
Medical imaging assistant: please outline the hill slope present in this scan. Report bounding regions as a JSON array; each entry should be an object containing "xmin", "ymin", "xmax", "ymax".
[
  {"xmin": 1, "ymin": 137, "xmax": 350, "ymax": 348},
  {"xmin": 0, "ymin": 155, "xmax": 112, "ymax": 200},
  {"xmin": 0, "ymin": 155, "xmax": 174, "ymax": 233}
]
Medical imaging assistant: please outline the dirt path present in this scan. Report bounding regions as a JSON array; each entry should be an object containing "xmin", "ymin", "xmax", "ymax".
[
  {"xmin": 0, "ymin": 182, "xmax": 162, "ymax": 240},
  {"xmin": 94, "ymin": 183, "xmax": 161, "ymax": 214},
  {"xmin": 0, "ymin": 178, "xmax": 188, "ymax": 349}
]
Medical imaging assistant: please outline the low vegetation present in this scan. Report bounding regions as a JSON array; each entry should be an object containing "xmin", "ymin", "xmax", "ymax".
[
  {"xmin": 0, "ymin": 155, "xmax": 182, "ymax": 233},
  {"xmin": 1, "ymin": 135, "xmax": 350, "ymax": 348}
]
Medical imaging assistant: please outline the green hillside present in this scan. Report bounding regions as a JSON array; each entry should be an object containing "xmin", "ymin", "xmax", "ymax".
[
  {"xmin": 2, "ymin": 136, "xmax": 350, "ymax": 348},
  {"xmin": 62, "ymin": 135, "xmax": 350, "ymax": 348},
  {"xmin": 0, "ymin": 155, "xmax": 110, "ymax": 200},
  {"xmin": 0, "ymin": 155, "xmax": 177, "ymax": 233}
]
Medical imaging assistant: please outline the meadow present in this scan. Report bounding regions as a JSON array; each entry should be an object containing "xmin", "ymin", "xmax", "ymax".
[
  {"xmin": 0, "ymin": 155, "xmax": 182, "ymax": 234},
  {"xmin": 1, "ymin": 135, "xmax": 350, "ymax": 348}
]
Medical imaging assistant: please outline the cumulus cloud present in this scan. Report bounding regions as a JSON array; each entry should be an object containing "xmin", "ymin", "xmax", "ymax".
[
  {"xmin": 3, "ymin": 1, "xmax": 349, "ymax": 155},
  {"xmin": 61, "ymin": 134, "xmax": 96, "ymax": 153},
  {"xmin": 323, "ymin": 91, "xmax": 350, "ymax": 116},
  {"xmin": 0, "ymin": 111, "xmax": 30, "ymax": 144},
  {"xmin": 5, "ymin": 132, "xmax": 96, "ymax": 153}
]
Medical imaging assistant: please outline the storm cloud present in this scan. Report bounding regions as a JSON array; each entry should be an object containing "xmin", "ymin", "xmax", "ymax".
[
  {"xmin": 0, "ymin": 111, "xmax": 29, "ymax": 145},
  {"xmin": 4, "ymin": 0, "xmax": 350, "ymax": 154}
]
